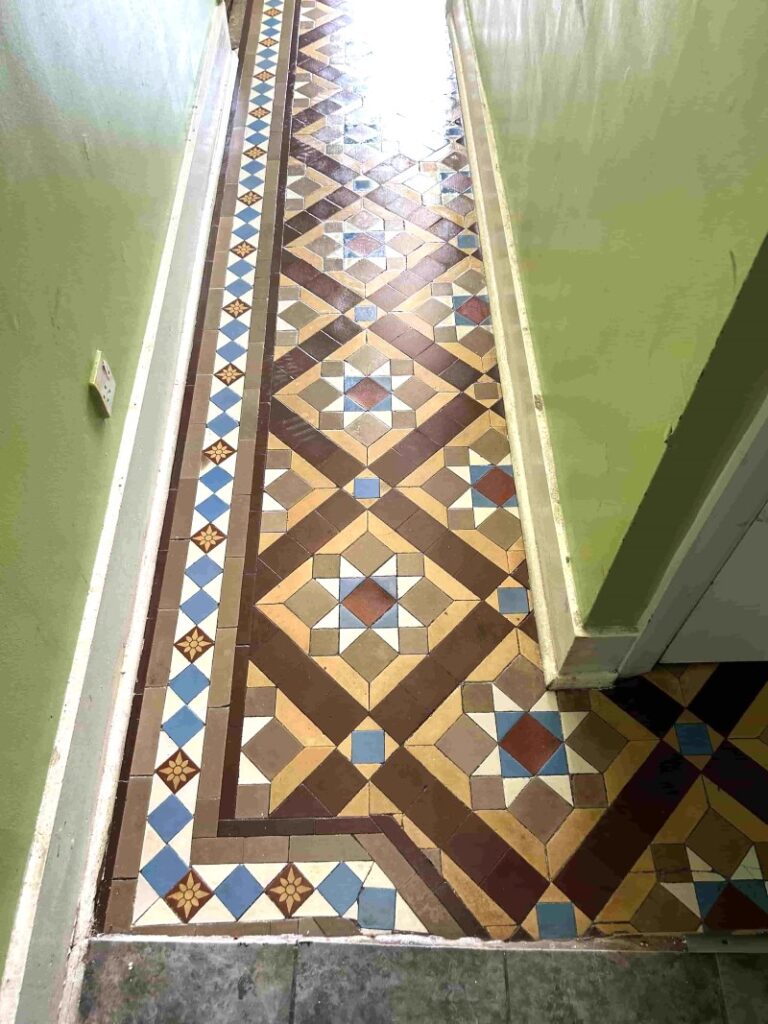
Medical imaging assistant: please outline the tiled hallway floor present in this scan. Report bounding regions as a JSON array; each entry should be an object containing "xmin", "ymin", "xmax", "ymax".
[{"xmin": 101, "ymin": 0, "xmax": 768, "ymax": 941}]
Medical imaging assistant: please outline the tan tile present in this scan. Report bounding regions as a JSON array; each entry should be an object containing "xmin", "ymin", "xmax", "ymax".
[
  {"xmin": 158, "ymin": 541, "xmax": 187, "ymax": 610},
  {"xmin": 289, "ymin": 834, "xmax": 370, "ymax": 861},
  {"xmin": 509, "ymin": 778, "xmax": 571, "ymax": 843},
  {"xmin": 244, "ymin": 687, "xmax": 276, "ymax": 716},
  {"xmin": 396, "ymin": 552, "xmax": 423, "ymax": 576},
  {"xmin": 631, "ymin": 883, "xmax": 700, "ymax": 933},
  {"xmin": 218, "ymin": 558, "xmax": 244, "ymax": 628},
  {"xmin": 197, "ymin": 706, "xmax": 228, "ymax": 800},
  {"xmin": 191, "ymin": 797, "xmax": 220, "ymax": 839},
  {"xmin": 286, "ymin": 579, "xmax": 338, "ymax": 626},
  {"xmin": 266, "ymin": 469, "xmax": 312, "ymax": 509},
  {"xmin": 343, "ymin": 532, "xmax": 392, "ymax": 575},
  {"xmin": 597, "ymin": 872, "xmax": 656, "ymax": 923},
  {"xmin": 243, "ymin": 719, "xmax": 302, "ymax": 780},
  {"xmin": 477, "ymin": 810, "xmax": 547, "ymax": 876},
  {"xmin": 236, "ymin": 784, "xmax": 270, "ymax": 818},
  {"xmin": 209, "ymin": 628, "xmax": 237, "ymax": 707},
  {"xmin": 546, "ymin": 808, "xmax": 605, "ymax": 877},
  {"xmin": 654, "ymin": 777, "xmax": 708, "ymax": 843},
  {"xmin": 313, "ymin": 553, "xmax": 341, "ymax": 578},
  {"xmin": 114, "ymin": 777, "xmax": 152, "ymax": 878},
  {"xmin": 567, "ymin": 711, "xmax": 627, "ymax": 772},
  {"xmin": 687, "ymin": 808, "xmax": 751, "ymax": 876},
  {"xmin": 145, "ymin": 610, "xmax": 177, "ymax": 687},
  {"xmin": 435, "ymin": 715, "xmax": 495, "ymax": 774},
  {"xmin": 441, "ymin": 854, "xmax": 515, "ymax": 928},
  {"xmin": 243, "ymin": 836, "xmax": 289, "ymax": 862},
  {"xmin": 409, "ymin": 689, "xmax": 463, "ymax": 746},
  {"xmin": 104, "ymin": 878, "xmax": 137, "ymax": 932},
  {"xmin": 400, "ymin": 874, "xmax": 463, "ymax": 938},
  {"xmin": 422, "ymin": 468, "xmax": 468, "ymax": 507},
  {"xmin": 130, "ymin": 688, "xmax": 166, "ymax": 775},
  {"xmin": 470, "ymin": 776, "xmax": 505, "ymax": 810},
  {"xmin": 495, "ymin": 655, "xmax": 545, "ymax": 710},
  {"xmin": 191, "ymin": 837, "xmax": 244, "ymax": 864},
  {"xmin": 400, "ymin": 578, "xmax": 451, "ymax": 626},
  {"xmin": 343, "ymin": 630, "xmax": 397, "ymax": 681}
]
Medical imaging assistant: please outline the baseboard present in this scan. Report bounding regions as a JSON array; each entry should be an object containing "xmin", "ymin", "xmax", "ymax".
[
  {"xmin": 447, "ymin": 0, "xmax": 636, "ymax": 689},
  {"xmin": 0, "ymin": 10, "xmax": 237, "ymax": 1023}
]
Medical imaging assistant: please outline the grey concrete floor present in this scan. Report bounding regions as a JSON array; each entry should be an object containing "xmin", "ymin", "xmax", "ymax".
[{"xmin": 79, "ymin": 939, "xmax": 766, "ymax": 1023}]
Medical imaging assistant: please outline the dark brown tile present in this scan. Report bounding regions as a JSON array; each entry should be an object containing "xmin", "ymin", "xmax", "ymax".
[
  {"xmin": 317, "ymin": 489, "xmax": 363, "ymax": 530},
  {"xmin": 303, "ymin": 751, "xmax": 367, "ymax": 815},
  {"xmin": 250, "ymin": 611, "xmax": 366, "ymax": 743},
  {"xmin": 431, "ymin": 604, "xmax": 513, "ymax": 681}
]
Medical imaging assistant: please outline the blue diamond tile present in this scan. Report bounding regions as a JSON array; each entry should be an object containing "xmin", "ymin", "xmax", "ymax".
[
  {"xmin": 339, "ymin": 606, "xmax": 365, "ymax": 629},
  {"xmin": 218, "ymin": 340, "xmax": 247, "ymax": 362},
  {"xmin": 469, "ymin": 464, "xmax": 493, "ymax": 483},
  {"xmin": 351, "ymin": 730, "xmax": 385, "ymax": 765},
  {"xmin": 372, "ymin": 576, "xmax": 397, "ymax": 597},
  {"xmin": 170, "ymin": 663, "xmax": 209, "ymax": 703},
  {"xmin": 163, "ymin": 706, "xmax": 204, "ymax": 748},
  {"xmin": 229, "ymin": 258, "xmax": 254, "ymax": 278},
  {"xmin": 233, "ymin": 222, "xmax": 258, "ymax": 241},
  {"xmin": 536, "ymin": 902, "xmax": 577, "ymax": 939},
  {"xmin": 531, "ymin": 711, "xmax": 564, "ymax": 740},
  {"xmin": 141, "ymin": 845, "xmax": 188, "ymax": 896},
  {"xmin": 354, "ymin": 305, "xmax": 377, "ymax": 322},
  {"xmin": 185, "ymin": 554, "xmax": 223, "ymax": 588},
  {"xmin": 318, "ymin": 864, "xmax": 363, "ymax": 915},
  {"xmin": 220, "ymin": 318, "xmax": 249, "ymax": 341},
  {"xmin": 339, "ymin": 577, "xmax": 362, "ymax": 598},
  {"xmin": 694, "ymin": 881, "xmax": 726, "ymax": 919},
  {"xmin": 498, "ymin": 587, "xmax": 529, "ymax": 614},
  {"xmin": 148, "ymin": 794, "xmax": 193, "ymax": 843},
  {"xmin": 733, "ymin": 880, "xmax": 768, "ymax": 914},
  {"xmin": 215, "ymin": 865, "xmax": 263, "ymax": 919},
  {"xmin": 358, "ymin": 887, "xmax": 396, "ymax": 930},
  {"xmin": 226, "ymin": 278, "xmax": 251, "ymax": 298},
  {"xmin": 372, "ymin": 604, "xmax": 398, "ymax": 628},
  {"xmin": 203, "ymin": 461, "xmax": 235, "ymax": 489},
  {"xmin": 353, "ymin": 476, "xmax": 380, "ymax": 499},
  {"xmin": 180, "ymin": 589, "xmax": 218, "ymax": 625},
  {"xmin": 195, "ymin": 493, "xmax": 228, "ymax": 522},
  {"xmin": 239, "ymin": 174, "xmax": 263, "ymax": 191},
  {"xmin": 495, "ymin": 711, "xmax": 523, "ymax": 740},
  {"xmin": 499, "ymin": 749, "xmax": 531, "ymax": 778},
  {"xmin": 200, "ymin": 466, "xmax": 234, "ymax": 493},
  {"xmin": 207, "ymin": 411, "xmax": 239, "ymax": 437},
  {"xmin": 211, "ymin": 387, "xmax": 241, "ymax": 414},
  {"xmin": 675, "ymin": 722, "xmax": 713, "ymax": 756},
  {"xmin": 538, "ymin": 745, "xmax": 568, "ymax": 776}
]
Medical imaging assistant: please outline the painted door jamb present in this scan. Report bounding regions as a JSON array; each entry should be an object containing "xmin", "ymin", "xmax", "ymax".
[{"xmin": 448, "ymin": 0, "xmax": 766, "ymax": 687}]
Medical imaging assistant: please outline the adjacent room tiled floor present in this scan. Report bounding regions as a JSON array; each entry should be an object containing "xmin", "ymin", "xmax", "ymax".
[{"xmin": 101, "ymin": 0, "xmax": 768, "ymax": 941}]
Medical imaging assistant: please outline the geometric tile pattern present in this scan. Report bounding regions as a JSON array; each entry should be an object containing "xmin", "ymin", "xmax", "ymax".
[{"xmin": 103, "ymin": 0, "xmax": 768, "ymax": 943}]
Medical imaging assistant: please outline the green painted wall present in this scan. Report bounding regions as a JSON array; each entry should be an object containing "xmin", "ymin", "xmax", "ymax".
[
  {"xmin": 465, "ymin": 0, "xmax": 768, "ymax": 627},
  {"xmin": 0, "ymin": 0, "xmax": 214, "ymax": 968}
]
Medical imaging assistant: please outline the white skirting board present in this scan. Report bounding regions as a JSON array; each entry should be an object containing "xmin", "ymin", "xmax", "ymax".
[{"xmin": 0, "ymin": 9, "xmax": 237, "ymax": 1023}]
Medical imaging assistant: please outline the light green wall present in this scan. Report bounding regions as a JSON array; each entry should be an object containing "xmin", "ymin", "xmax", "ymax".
[
  {"xmin": 0, "ymin": 0, "xmax": 214, "ymax": 968},
  {"xmin": 465, "ymin": 0, "xmax": 768, "ymax": 627}
]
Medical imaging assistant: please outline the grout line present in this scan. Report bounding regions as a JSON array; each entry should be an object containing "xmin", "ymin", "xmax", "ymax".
[{"xmin": 287, "ymin": 942, "xmax": 299, "ymax": 1024}]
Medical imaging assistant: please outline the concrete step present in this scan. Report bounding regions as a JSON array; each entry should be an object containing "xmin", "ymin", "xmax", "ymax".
[{"xmin": 78, "ymin": 938, "xmax": 766, "ymax": 1023}]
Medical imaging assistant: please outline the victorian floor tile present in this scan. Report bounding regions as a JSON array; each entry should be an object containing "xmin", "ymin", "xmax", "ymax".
[{"xmin": 100, "ymin": 0, "xmax": 768, "ymax": 943}]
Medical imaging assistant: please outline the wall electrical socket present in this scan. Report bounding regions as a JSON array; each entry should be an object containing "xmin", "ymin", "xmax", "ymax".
[{"xmin": 89, "ymin": 351, "xmax": 116, "ymax": 417}]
